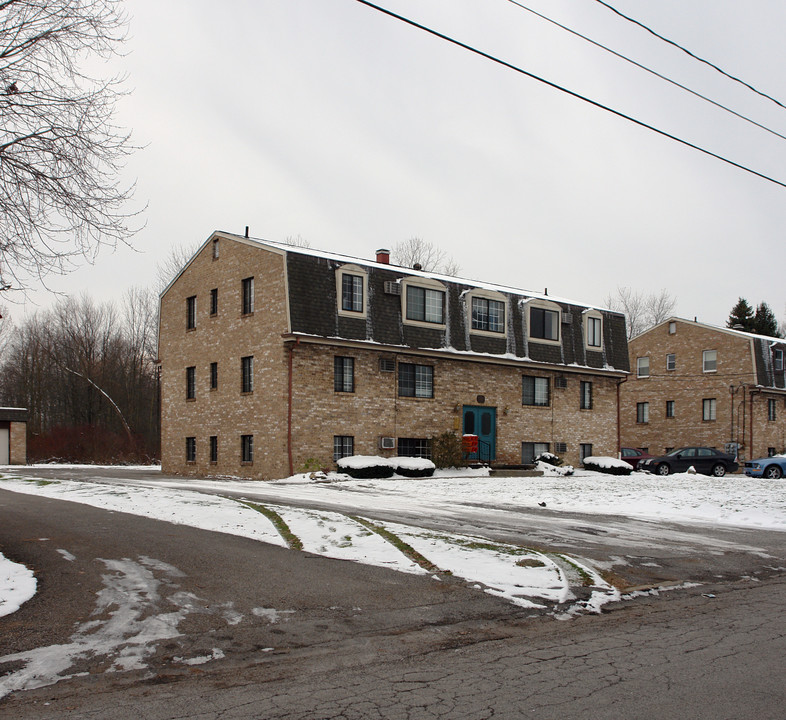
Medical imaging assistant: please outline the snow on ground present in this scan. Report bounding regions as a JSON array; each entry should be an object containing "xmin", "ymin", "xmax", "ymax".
[
  {"xmin": 1, "ymin": 465, "xmax": 785, "ymax": 622},
  {"xmin": 0, "ymin": 552, "xmax": 36, "ymax": 618}
]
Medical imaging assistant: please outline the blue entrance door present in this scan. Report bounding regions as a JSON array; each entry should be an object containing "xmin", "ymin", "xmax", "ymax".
[{"xmin": 462, "ymin": 406, "xmax": 496, "ymax": 462}]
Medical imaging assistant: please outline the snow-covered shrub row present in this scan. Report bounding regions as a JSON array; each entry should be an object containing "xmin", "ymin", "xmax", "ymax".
[
  {"xmin": 582, "ymin": 456, "xmax": 632, "ymax": 476},
  {"xmin": 336, "ymin": 455, "xmax": 436, "ymax": 479}
]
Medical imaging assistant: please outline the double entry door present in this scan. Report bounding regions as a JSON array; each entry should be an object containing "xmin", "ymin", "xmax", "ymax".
[{"xmin": 462, "ymin": 406, "xmax": 496, "ymax": 462}]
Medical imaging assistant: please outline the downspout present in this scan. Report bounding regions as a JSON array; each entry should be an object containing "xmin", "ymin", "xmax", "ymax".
[
  {"xmin": 749, "ymin": 388, "xmax": 760, "ymax": 461},
  {"xmin": 616, "ymin": 375, "xmax": 627, "ymax": 458},
  {"xmin": 287, "ymin": 337, "xmax": 300, "ymax": 476}
]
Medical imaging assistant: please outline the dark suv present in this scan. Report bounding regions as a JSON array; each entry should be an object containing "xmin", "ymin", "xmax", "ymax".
[{"xmin": 639, "ymin": 447, "xmax": 738, "ymax": 477}]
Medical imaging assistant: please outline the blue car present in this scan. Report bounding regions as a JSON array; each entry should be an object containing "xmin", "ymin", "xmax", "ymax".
[{"xmin": 744, "ymin": 456, "xmax": 786, "ymax": 479}]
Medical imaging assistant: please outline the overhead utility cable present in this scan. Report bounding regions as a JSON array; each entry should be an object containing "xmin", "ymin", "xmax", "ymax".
[
  {"xmin": 505, "ymin": 0, "xmax": 786, "ymax": 142},
  {"xmin": 351, "ymin": 0, "xmax": 786, "ymax": 190},
  {"xmin": 593, "ymin": 0, "xmax": 786, "ymax": 111}
]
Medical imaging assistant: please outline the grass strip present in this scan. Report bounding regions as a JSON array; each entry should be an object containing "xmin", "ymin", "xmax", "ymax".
[
  {"xmin": 349, "ymin": 516, "xmax": 442, "ymax": 573},
  {"xmin": 555, "ymin": 554, "xmax": 595, "ymax": 587},
  {"xmin": 239, "ymin": 501, "xmax": 303, "ymax": 551}
]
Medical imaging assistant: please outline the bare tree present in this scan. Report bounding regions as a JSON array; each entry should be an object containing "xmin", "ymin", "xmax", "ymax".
[
  {"xmin": 0, "ymin": 0, "xmax": 138, "ymax": 294},
  {"xmin": 284, "ymin": 234, "xmax": 311, "ymax": 248},
  {"xmin": 605, "ymin": 287, "xmax": 677, "ymax": 339},
  {"xmin": 155, "ymin": 242, "xmax": 198, "ymax": 293},
  {"xmin": 391, "ymin": 237, "xmax": 460, "ymax": 275}
]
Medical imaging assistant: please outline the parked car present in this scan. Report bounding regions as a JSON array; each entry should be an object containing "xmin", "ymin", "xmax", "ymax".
[
  {"xmin": 744, "ymin": 455, "xmax": 786, "ymax": 479},
  {"xmin": 620, "ymin": 447, "xmax": 654, "ymax": 470},
  {"xmin": 639, "ymin": 447, "xmax": 739, "ymax": 477}
]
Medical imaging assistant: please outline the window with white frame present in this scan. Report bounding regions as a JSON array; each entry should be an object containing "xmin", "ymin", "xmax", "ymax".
[
  {"xmin": 404, "ymin": 283, "xmax": 445, "ymax": 325},
  {"xmin": 398, "ymin": 438, "xmax": 431, "ymax": 458},
  {"xmin": 336, "ymin": 264, "xmax": 368, "ymax": 319},
  {"xmin": 666, "ymin": 353, "xmax": 676, "ymax": 371},
  {"xmin": 666, "ymin": 400, "xmax": 675, "ymax": 418},
  {"xmin": 768, "ymin": 398, "xmax": 777, "ymax": 421},
  {"xmin": 584, "ymin": 311, "xmax": 602, "ymax": 349},
  {"xmin": 702, "ymin": 398, "xmax": 717, "ymax": 421},
  {"xmin": 703, "ymin": 350, "xmax": 717, "ymax": 373},
  {"xmin": 637, "ymin": 356, "xmax": 650, "ymax": 378},
  {"xmin": 333, "ymin": 435, "xmax": 354, "ymax": 461},
  {"xmin": 186, "ymin": 437, "xmax": 196, "ymax": 462},
  {"xmin": 522, "ymin": 376, "xmax": 550, "ymax": 407},
  {"xmin": 528, "ymin": 303, "xmax": 560, "ymax": 342},
  {"xmin": 580, "ymin": 443, "xmax": 593, "ymax": 462},
  {"xmin": 636, "ymin": 402, "xmax": 649, "ymax": 423},
  {"xmin": 471, "ymin": 296, "xmax": 505, "ymax": 333}
]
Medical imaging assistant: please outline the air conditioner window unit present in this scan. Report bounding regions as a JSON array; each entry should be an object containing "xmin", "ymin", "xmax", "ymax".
[{"xmin": 379, "ymin": 436, "xmax": 395, "ymax": 450}]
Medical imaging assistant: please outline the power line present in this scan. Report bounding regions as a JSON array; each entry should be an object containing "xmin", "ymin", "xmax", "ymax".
[
  {"xmin": 505, "ymin": 0, "xmax": 786, "ymax": 143},
  {"xmin": 593, "ymin": 0, "xmax": 786, "ymax": 111},
  {"xmin": 350, "ymin": 0, "xmax": 786, "ymax": 190}
]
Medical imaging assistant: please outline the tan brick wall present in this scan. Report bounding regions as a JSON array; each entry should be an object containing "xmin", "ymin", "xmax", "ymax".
[
  {"xmin": 290, "ymin": 342, "xmax": 621, "ymax": 471},
  {"xmin": 9, "ymin": 421, "xmax": 26, "ymax": 464},
  {"xmin": 158, "ymin": 236, "xmax": 624, "ymax": 479},
  {"xmin": 620, "ymin": 319, "xmax": 786, "ymax": 462},
  {"xmin": 158, "ymin": 237, "xmax": 292, "ymax": 480}
]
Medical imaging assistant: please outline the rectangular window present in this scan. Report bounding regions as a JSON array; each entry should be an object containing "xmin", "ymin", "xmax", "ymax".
[
  {"xmin": 333, "ymin": 435, "xmax": 354, "ymax": 462},
  {"xmin": 580, "ymin": 443, "xmax": 593, "ymax": 461},
  {"xmin": 186, "ymin": 296, "xmax": 196, "ymax": 330},
  {"xmin": 406, "ymin": 286, "xmax": 444, "ymax": 324},
  {"xmin": 586, "ymin": 316, "xmax": 601, "ymax": 347},
  {"xmin": 703, "ymin": 398, "xmax": 717, "ymax": 421},
  {"xmin": 666, "ymin": 400, "xmax": 675, "ymax": 418},
  {"xmin": 471, "ymin": 297, "xmax": 505, "ymax": 333},
  {"xmin": 637, "ymin": 357, "xmax": 650, "ymax": 378},
  {"xmin": 768, "ymin": 398, "xmax": 777, "ymax": 421},
  {"xmin": 530, "ymin": 307, "xmax": 559, "ymax": 341},
  {"xmin": 212, "ymin": 237, "xmax": 220, "ymax": 259},
  {"xmin": 210, "ymin": 288, "xmax": 218, "ymax": 316},
  {"xmin": 522, "ymin": 442, "xmax": 550, "ymax": 464},
  {"xmin": 242, "ymin": 277, "xmax": 254, "ymax": 315},
  {"xmin": 241, "ymin": 356, "xmax": 253, "ymax": 393},
  {"xmin": 522, "ymin": 376, "xmax": 550, "ymax": 407},
  {"xmin": 241, "ymin": 434, "xmax": 253, "ymax": 463},
  {"xmin": 210, "ymin": 362, "xmax": 218, "ymax": 390},
  {"xmin": 186, "ymin": 436, "xmax": 196, "ymax": 462},
  {"xmin": 186, "ymin": 366, "xmax": 196, "ymax": 400},
  {"xmin": 666, "ymin": 353, "xmax": 676, "ymax": 371},
  {"xmin": 334, "ymin": 356, "xmax": 355, "ymax": 393},
  {"xmin": 398, "ymin": 363, "xmax": 434, "ymax": 398},
  {"xmin": 580, "ymin": 381, "xmax": 593, "ymax": 410},
  {"xmin": 397, "ymin": 438, "xmax": 432, "ymax": 458},
  {"xmin": 636, "ymin": 402, "xmax": 649, "ymax": 423},
  {"xmin": 210, "ymin": 436, "xmax": 218, "ymax": 463},
  {"xmin": 775, "ymin": 349, "xmax": 784, "ymax": 372},
  {"xmin": 703, "ymin": 350, "xmax": 717, "ymax": 373},
  {"xmin": 341, "ymin": 274, "xmax": 364, "ymax": 313}
]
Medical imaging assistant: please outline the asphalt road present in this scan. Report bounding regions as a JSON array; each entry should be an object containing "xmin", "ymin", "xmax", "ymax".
[{"xmin": 1, "ymin": 471, "xmax": 785, "ymax": 718}]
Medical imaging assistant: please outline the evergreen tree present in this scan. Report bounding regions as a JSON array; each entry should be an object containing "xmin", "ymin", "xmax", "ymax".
[
  {"xmin": 752, "ymin": 302, "xmax": 780, "ymax": 337},
  {"xmin": 727, "ymin": 298, "xmax": 754, "ymax": 331}
]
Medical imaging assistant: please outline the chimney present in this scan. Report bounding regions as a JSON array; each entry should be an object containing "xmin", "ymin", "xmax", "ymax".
[{"xmin": 376, "ymin": 248, "xmax": 390, "ymax": 265}]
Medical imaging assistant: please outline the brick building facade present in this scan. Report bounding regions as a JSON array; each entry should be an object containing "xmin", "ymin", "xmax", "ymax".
[
  {"xmin": 158, "ymin": 232, "xmax": 629, "ymax": 479},
  {"xmin": 620, "ymin": 318, "xmax": 786, "ymax": 462}
]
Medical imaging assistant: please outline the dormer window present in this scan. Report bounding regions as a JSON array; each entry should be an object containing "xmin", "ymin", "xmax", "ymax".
[
  {"xmin": 775, "ymin": 348, "xmax": 784, "ymax": 372},
  {"xmin": 525, "ymin": 299, "xmax": 561, "ymax": 344},
  {"xmin": 583, "ymin": 309, "xmax": 603, "ymax": 350},
  {"xmin": 402, "ymin": 277, "xmax": 446, "ymax": 328},
  {"xmin": 336, "ymin": 264, "xmax": 368, "ymax": 319},
  {"xmin": 468, "ymin": 289, "xmax": 506, "ymax": 336}
]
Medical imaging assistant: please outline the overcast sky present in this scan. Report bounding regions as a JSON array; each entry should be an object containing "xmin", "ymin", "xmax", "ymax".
[{"xmin": 13, "ymin": 0, "xmax": 786, "ymax": 328}]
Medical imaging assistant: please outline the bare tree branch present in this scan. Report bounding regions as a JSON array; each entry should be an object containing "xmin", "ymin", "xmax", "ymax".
[
  {"xmin": 605, "ymin": 286, "xmax": 677, "ymax": 339},
  {"xmin": 391, "ymin": 237, "xmax": 460, "ymax": 275},
  {"xmin": 0, "ymin": 0, "xmax": 140, "ymax": 294}
]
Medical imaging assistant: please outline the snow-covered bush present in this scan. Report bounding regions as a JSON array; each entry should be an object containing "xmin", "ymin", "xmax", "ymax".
[
  {"xmin": 336, "ymin": 455, "xmax": 395, "ymax": 479},
  {"xmin": 582, "ymin": 456, "xmax": 632, "ymax": 476},
  {"xmin": 394, "ymin": 456, "xmax": 435, "ymax": 478}
]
